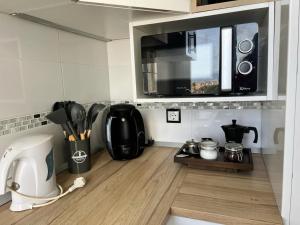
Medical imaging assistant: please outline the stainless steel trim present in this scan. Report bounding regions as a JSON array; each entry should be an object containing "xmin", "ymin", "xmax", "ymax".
[
  {"xmin": 238, "ymin": 39, "xmax": 254, "ymax": 54},
  {"xmin": 221, "ymin": 27, "xmax": 232, "ymax": 92},
  {"xmin": 238, "ymin": 61, "xmax": 253, "ymax": 75},
  {"xmin": 142, "ymin": 63, "xmax": 158, "ymax": 73},
  {"xmin": 143, "ymin": 72, "xmax": 157, "ymax": 94},
  {"xmin": 12, "ymin": 13, "xmax": 112, "ymax": 42}
]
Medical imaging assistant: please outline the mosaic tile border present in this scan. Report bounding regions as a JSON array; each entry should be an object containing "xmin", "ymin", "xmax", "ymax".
[
  {"xmin": 0, "ymin": 100, "xmax": 284, "ymax": 138},
  {"xmin": 0, "ymin": 102, "xmax": 100, "ymax": 138},
  {"xmin": 0, "ymin": 111, "xmax": 51, "ymax": 137},
  {"xmin": 108, "ymin": 101, "xmax": 262, "ymax": 110}
]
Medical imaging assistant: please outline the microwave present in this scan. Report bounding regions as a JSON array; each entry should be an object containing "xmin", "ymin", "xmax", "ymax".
[{"xmin": 141, "ymin": 23, "xmax": 259, "ymax": 97}]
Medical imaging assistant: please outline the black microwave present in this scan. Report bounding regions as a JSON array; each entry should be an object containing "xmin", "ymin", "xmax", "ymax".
[{"xmin": 141, "ymin": 23, "xmax": 258, "ymax": 97}]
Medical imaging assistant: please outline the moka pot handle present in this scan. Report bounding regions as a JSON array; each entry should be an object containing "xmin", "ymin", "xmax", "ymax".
[{"xmin": 247, "ymin": 127, "xmax": 258, "ymax": 143}]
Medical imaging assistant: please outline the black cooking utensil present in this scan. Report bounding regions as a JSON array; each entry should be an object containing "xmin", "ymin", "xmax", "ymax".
[
  {"xmin": 65, "ymin": 101, "xmax": 75, "ymax": 120},
  {"xmin": 86, "ymin": 103, "xmax": 106, "ymax": 138},
  {"xmin": 46, "ymin": 108, "xmax": 78, "ymax": 141},
  {"xmin": 52, "ymin": 101, "xmax": 64, "ymax": 111},
  {"xmin": 70, "ymin": 103, "xmax": 86, "ymax": 140},
  {"xmin": 52, "ymin": 102, "xmax": 67, "ymax": 137}
]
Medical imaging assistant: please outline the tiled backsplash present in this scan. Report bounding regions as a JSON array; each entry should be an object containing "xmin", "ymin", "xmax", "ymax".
[
  {"xmin": 0, "ymin": 101, "xmax": 286, "ymax": 138},
  {"xmin": 0, "ymin": 112, "xmax": 51, "ymax": 137},
  {"xmin": 0, "ymin": 101, "xmax": 264, "ymax": 137}
]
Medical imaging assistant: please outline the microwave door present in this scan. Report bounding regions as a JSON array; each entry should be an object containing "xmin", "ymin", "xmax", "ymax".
[
  {"xmin": 221, "ymin": 27, "xmax": 233, "ymax": 92},
  {"xmin": 190, "ymin": 28, "xmax": 221, "ymax": 95},
  {"xmin": 156, "ymin": 61, "xmax": 191, "ymax": 96}
]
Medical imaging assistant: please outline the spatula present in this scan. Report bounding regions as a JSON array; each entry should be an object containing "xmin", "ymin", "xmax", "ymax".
[
  {"xmin": 52, "ymin": 102, "xmax": 67, "ymax": 137},
  {"xmin": 46, "ymin": 108, "xmax": 78, "ymax": 142},
  {"xmin": 86, "ymin": 103, "xmax": 106, "ymax": 138},
  {"xmin": 70, "ymin": 103, "xmax": 86, "ymax": 140}
]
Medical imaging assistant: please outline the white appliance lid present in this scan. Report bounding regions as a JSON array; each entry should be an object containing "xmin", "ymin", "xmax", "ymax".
[{"xmin": 10, "ymin": 134, "xmax": 53, "ymax": 150}]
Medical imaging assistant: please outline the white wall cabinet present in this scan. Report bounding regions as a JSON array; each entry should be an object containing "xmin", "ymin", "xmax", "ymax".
[
  {"xmin": 129, "ymin": 2, "xmax": 275, "ymax": 103},
  {"xmin": 75, "ymin": 0, "xmax": 191, "ymax": 13}
]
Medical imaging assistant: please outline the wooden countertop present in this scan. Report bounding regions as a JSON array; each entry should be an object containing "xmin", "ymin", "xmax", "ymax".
[{"xmin": 0, "ymin": 147, "xmax": 282, "ymax": 225}]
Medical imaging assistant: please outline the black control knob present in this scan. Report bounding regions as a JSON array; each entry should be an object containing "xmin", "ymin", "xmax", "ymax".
[
  {"xmin": 238, "ymin": 39, "xmax": 254, "ymax": 54},
  {"xmin": 238, "ymin": 61, "xmax": 253, "ymax": 75}
]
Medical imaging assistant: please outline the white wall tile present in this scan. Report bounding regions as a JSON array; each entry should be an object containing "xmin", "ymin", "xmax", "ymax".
[
  {"xmin": 140, "ymin": 109, "xmax": 192, "ymax": 143},
  {"xmin": 107, "ymin": 39, "xmax": 131, "ymax": 66},
  {"xmin": 191, "ymin": 109, "xmax": 261, "ymax": 149},
  {"xmin": 140, "ymin": 108, "xmax": 261, "ymax": 151},
  {"xmin": 108, "ymin": 65, "xmax": 133, "ymax": 100},
  {"xmin": 0, "ymin": 14, "xmax": 59, "ymax": 62},
  {"xmin": 61, "ymin": 63, "xmax": 110, "ymax": 103},
  {"xmin": 0, "ymin": 58, "xmax": 24, "ymax": 104},
  {"xmin": 0, "ymin": 60, "xmax": 63, "ymax": 119},
  {"xmin": 59, "ymin": 31, "xmax": 108, "ymax": 66},
  {"xmin": 107, "ymin": 39, "xmax": 134, "ymax": 101}
]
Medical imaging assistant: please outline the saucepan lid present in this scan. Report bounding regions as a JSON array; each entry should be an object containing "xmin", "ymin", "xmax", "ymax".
[
  {"xmin": 200, "ymin": 140, "xmax": 218, "ymax": 149},
  {"xmin": 185, "ymin": 139, "xmax": 199, "ymax": 147}
]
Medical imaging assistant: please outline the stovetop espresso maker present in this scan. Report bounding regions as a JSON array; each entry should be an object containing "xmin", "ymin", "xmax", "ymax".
[{"xmin": 221, "ymin": 120, "xmax": 258, "ymax": 144}]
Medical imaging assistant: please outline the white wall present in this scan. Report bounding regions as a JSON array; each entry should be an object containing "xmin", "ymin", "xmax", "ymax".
[
  {"xmin": 0, "ymin": 12, "xmax": 110, "ymax": 147},
  {"xmin": 0, "ymin": 13, "xmax": 110, "ymax": 205},
  {"xmin": 107, "ymin": 39, "xmax": 134, "ymax": 101},
  {"xmin": 141, "ymin": 109, "xmax": 262, "ymax": 150}
]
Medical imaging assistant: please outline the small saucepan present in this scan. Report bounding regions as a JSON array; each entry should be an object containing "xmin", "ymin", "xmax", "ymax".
[{"xmin": 183, "ymin": 139, "xmax": 200, "ymax": 155}]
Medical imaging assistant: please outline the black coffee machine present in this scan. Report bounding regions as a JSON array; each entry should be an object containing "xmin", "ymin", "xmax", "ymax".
[{"xmin": 102, "ymin": 104, "xmax": 145, "ymax": 160}]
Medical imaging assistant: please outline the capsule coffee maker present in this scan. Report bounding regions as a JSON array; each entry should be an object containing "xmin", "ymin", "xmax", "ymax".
[{"xmin": 102, "ymin": 104, "xmax": 145, "ymax": 160}]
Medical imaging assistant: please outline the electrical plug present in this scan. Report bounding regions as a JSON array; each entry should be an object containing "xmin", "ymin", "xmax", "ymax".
[{"xmin": 68, "ymin": 177, "xmax": 86, "ymax": 192}]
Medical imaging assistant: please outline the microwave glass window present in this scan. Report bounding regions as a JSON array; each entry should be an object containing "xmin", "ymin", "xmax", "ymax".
[{"xmin": 190, "ymin": 28, "xmax": 220, "ymax": 94}]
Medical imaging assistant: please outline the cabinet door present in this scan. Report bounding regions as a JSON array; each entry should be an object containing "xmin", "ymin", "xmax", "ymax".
[
  {"xmin": 283, "ymin": 0, "xmax": 300, "ymax": 224},
  {"xmin": 289, "ymin": 0, "xmax": 300, "ymax": 223},
  {"xmin": 192, "ymin": 0, "xmax": 272, "ymax": 12},
  {"xmin": 77, "ymin": 0, "xmax": 191, "ymax": 12}
]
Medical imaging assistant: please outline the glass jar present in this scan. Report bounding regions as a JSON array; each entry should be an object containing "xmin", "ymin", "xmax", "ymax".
[
  {"xmin": 224, "ymin": 143, "xmax": 244, "ymax": 162},
  {"xmin": 199, "ymin": 140, "xmax": 218, "ymax": 160}
]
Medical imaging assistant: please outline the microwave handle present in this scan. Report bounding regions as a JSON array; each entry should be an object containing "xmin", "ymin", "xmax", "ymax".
[
  {"xmin": 187, "ymin": 32, "xmax": 196, "ymax": 54},
  {"xmin": 221, "ymin": 27, "xmax": 233, "ymax": 92}
]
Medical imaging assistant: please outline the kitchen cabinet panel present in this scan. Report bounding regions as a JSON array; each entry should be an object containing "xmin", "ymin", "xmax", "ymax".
[
  {"xmin": 191, "ymin": 0, "xmax": 272, "ymax": 12},
  {"xmin": 76, "ymin": 0, "xmax": 191, "ymax": 12}
]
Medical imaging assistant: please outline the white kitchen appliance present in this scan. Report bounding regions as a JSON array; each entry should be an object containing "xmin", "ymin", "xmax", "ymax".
[
  {"xmin": 0, "ymin": 134, "xmax": 86, "ymax": 212},
  {"xmin": 0, "ymin": 135, "xmax": 59, "ymax": 211}
]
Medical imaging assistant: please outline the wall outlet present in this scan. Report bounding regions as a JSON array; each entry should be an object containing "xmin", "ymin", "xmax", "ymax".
[{"xmin": 166, "ymin": 109, "xmax": 181, "ymax": 123}]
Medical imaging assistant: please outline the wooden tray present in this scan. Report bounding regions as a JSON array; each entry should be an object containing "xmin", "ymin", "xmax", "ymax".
[{"xmin": 174, "ymin": 145, "xmax": 253, "ymax": 172}]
